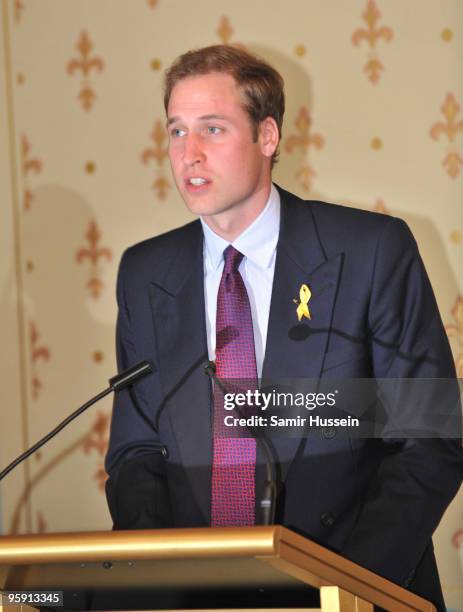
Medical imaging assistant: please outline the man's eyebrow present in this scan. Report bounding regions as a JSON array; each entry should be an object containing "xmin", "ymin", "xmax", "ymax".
[
  {"xmin": 166, "ymin": 114, "xmax": 229, "ymax": 126},
  {"xmin": 198, "ymin": 114, "xmax": 229, "ymax": 121}
]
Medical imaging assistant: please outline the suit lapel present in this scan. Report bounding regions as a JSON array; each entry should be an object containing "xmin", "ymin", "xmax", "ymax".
[
  {"xmin": 148, "ymin": 222, "xmax": 212, "ymax": 522},
  {"xmin": 262, "ymin": 187, "xmax": 343, "ymax": 478}
]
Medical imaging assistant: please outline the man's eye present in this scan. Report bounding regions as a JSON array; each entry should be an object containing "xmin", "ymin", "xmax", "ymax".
[
  {"xmin": 171, "ymin": 128, "xmax": 185, "ymax": 137},
  {"xmin": 207, "ymin": 126, "xmax": 222, "ymax": 134}
]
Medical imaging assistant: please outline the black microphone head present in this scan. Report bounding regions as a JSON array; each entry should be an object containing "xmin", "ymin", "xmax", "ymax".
[
  {"xmin": 203, "ymin": 361, "xmax": 216, "ymax": 377},
  {"xmin": 109, "ymin": 360, "xmax": 154, "ymax": 392}
]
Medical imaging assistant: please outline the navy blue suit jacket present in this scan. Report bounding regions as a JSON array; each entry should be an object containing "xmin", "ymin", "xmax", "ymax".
[{"xmin": 105, "ymin": 186, "xmax": 462, "ymax": 609}]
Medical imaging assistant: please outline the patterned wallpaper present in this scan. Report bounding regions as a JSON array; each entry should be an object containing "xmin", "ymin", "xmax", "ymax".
[{"xmin": 0, "ymin": 0, "xmax": 462, "ymax": 608}]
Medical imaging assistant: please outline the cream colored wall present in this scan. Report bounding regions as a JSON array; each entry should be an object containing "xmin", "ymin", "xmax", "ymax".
[
  {"xmin": 0, "ymin": 0, "xmax": 24, "ymax": 536},
  {"xmin": 0, "ymin": 0, "xmax": 462, "ymax": 607}
]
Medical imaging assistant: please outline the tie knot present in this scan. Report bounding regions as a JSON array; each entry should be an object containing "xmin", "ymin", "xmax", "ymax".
[{"xmin": 223, "ymin": 246, "xmax": 244, "ymax": 274}]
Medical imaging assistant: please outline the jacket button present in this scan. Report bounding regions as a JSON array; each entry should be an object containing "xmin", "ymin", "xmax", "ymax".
[
  {"xmin": 161, "ymin": 445, "xmax": 169, "ymax": 458},
  {"xmin": 322, "ymin": 427, "xmax": 336, "ymax": 439},
  {"xmin": 321, "ymin": 513, "xmax": 336, "ymax": 528}
]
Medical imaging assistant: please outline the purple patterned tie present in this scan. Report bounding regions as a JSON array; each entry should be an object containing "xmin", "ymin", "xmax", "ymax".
[{"xmin": 211, "ymin": 246, "xmax": 257, "ymax": 526}]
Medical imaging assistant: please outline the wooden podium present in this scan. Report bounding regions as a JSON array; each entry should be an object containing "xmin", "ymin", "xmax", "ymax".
[{"xmin": 0, "ymin": 526, "xmax": 435, "ymax": 612}]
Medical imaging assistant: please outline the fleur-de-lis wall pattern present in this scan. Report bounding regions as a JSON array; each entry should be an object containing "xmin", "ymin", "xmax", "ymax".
[
  {"xmin": 430, "ymin": 93, "xmax": 463, "ymax": 180},
  {"xmin": 141, "ymin": 120, "xmax": 170, "ymax": 200},
  {"xmin": 21, "ymin": 135, "xmax": 42, "ymax": 211},
  {"xmin": 14, "ymin": 0, "xmax": 23, "ymax": 23},
  {"xmin": 352, "ymin": 0, "xmax": 393, "ymax": 84},
  {"xmin": 66, "ymin": 31, "xmax": 104, "ymax": 112},
  {"xmin": 217, "ymin": 16, "xmax": 234, "ymax": 45},
  {"xmin": 75, "ymin": 220, "xmax": 112, "ymax": 299},
  {"xmin": 216, "ymin": 15, "xmax": 244, "ymax": 48},
  {"xmin": 373, "ymin": 198, "xmax": 390, "ymax": 214},
  {"xmin": 29, "ymin": 321, "xmax": 50, "ymax": 400},
  {"xmin": 284, "ymin": 107, "xmax": 324, "ymax": 191}
]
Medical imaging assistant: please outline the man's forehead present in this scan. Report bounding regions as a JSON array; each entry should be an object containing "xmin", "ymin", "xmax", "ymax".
[{"xmin": 167, "ymin": 73, "xmax": 246, "ymax": 118}]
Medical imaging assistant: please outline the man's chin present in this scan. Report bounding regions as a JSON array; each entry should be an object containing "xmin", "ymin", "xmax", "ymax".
[{"xmin": 181, "ymin": 194, "xmax": 224, "ymax": 218}]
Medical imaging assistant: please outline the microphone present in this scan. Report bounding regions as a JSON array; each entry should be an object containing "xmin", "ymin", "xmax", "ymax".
[
  {"xmin": 203, "ymin": 360, "xmax": 217, "ymax": 379},
  {"xmin": 0, "ymin": 361, "xmax": 153, "ymax": 482},
  {"xmin": 109, "ymin": 360, "xmax": 153, "ymax": 392},
  {"xmin": 203, "ymin": 360, "xmax": 281, "ymax": 526}
]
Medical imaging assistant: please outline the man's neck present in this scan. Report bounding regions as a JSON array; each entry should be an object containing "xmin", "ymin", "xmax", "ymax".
[{"xmin": 202, "ymin": 182, "xmax": 272, "ymax": 242}]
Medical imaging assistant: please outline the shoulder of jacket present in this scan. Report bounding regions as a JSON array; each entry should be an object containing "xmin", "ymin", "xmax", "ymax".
[
  {"xmin": 276, "ymin": 183, "xmax": 411, "ymax": 248},
  {"xmin": 120, "ymin": 218, "xmax": 201, "ymax": 266}
]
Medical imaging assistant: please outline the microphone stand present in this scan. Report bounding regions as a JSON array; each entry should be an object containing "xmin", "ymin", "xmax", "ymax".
[
  {"xmin": 0, "ymin": 361, "xmax": 153, "ymax": 482},
  {"xmin": 204, "ymin": 361, "xmax": 281, "ymax": 526}
]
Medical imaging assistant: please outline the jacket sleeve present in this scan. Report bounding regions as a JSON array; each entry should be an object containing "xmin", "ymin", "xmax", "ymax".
[
  {"xmin": 104, "ymin": 250, "xmax": 173, "ymax": 529},
  {"xmin": 341, "ymin": 217, "xmax": 463, "ymax": 586}
]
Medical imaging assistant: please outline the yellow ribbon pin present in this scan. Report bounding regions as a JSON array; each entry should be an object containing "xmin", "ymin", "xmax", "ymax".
[{"xmin": 294, "ymin": 283, "xmax": 312, "ymax": 321}]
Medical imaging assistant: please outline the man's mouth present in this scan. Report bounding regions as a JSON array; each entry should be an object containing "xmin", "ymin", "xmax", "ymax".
[
  {"xmin": 184, "ymin": 177, "xmax": 212, "ymax": 192},
  {"xmin": 186, "ymin": 177, "xmax": 209, "ymax": 186}
]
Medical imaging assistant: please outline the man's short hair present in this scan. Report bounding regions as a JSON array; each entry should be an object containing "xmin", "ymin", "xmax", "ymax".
[{"xmin": 164, "ymin": 44, "xmax": 285, "ymax": 166}]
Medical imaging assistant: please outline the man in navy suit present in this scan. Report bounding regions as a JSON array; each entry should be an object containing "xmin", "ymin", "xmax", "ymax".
[{"xmin": 105, "ymin": 45, "xmax": 462, "ymax": 609}]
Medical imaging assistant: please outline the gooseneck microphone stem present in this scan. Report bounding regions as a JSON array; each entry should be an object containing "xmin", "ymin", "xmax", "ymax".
[
  {"xmin": 0, "ymin": 361, "xmax": 153, "ymax": 482},
  {"xmin": 0, "ymin": 388, "xmax": 112, "ymax": 482},
  {"xmin": 204, "ymin": 360, "xmax": 280, "ymax": 526}
]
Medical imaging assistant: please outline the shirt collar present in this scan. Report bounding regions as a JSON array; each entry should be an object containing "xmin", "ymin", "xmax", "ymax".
[{"xmin": 201, "ymin": 183, "xmax": 280, "ymax": 272}]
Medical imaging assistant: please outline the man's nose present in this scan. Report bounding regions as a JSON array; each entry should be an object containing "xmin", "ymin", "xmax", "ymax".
[{"xmin": 183, "ymin": 134, "xmax": 205, "ymax": 165}]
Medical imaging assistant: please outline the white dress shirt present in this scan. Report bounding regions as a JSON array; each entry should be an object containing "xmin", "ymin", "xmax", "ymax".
[{"xmin": 200, "ymin": 184, "xmax": 281, "ymax": 378}]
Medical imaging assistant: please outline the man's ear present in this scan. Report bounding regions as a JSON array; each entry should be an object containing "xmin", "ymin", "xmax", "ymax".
[{"xmin": 259, "ymin": 117, "xmax": 279, "ymax": 159}]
